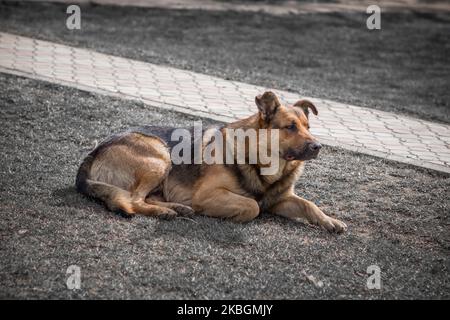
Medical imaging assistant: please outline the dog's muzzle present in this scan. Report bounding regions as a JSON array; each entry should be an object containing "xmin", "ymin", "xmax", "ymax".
[{"xmin": 284, "ymin": 142, "xmax": 322, "ymax": 161}]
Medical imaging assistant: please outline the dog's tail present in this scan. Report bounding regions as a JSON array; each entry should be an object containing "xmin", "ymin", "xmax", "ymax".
[
  {"xmin": 75, "ymin": 154, "xmax": 95, "ymax": 196},
  {"xmin": 75, "ymin": 154, "xmax": 133, "ymax": 213}
]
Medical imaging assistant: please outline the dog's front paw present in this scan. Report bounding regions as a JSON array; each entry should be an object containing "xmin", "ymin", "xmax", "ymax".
[{"xmin": 320, "ymin": 216, "xmax": 347, "ymax": 233}]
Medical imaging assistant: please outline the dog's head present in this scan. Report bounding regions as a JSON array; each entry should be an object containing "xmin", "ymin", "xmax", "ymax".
[{"xmin": 255, "ymin": 91, "xmax": 321, "ymax": 161}]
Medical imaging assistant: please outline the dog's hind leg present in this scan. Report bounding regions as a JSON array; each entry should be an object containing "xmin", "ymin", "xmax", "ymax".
[
  {"xmin": 192, "ymin": 188, "xmax": 260, "ymax": 222},
  {"xmin": 83, "ymin": 135, "xmax": 178, "ymax": 218},
  {"xmin": 124, "ymin": 165, "xmax": 179, "ymax": 219},
  {"xmin": 145, "ymin": 195, "xmax": 195, "ymax": 216},
  {"xmin": 78, "ymin": 132, "xmax": 180, "ymax": 218},
  {"xmin": 130, "ymin": 199, "xmax": 177, "ymax": 219},
  {"xmin": 84, "ymin": 179, "xmax": 177, "ymax": 219},
  {"xmin": 84, "ymin": 179, "xmax": 134, "ymax": 213}
]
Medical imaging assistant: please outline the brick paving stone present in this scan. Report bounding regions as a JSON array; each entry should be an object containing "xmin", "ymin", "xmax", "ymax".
[{"xmin": 1, "ymin": 32, "xmax": 449, "ymax": 174}]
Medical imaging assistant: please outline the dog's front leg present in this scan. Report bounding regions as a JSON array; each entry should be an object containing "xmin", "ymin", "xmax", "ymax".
[{"xmin": 270, "ymin": 194, "xmax": 347, "ymax": 233}]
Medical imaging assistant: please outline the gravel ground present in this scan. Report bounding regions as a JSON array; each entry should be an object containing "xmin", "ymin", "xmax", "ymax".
[
  {"xmin": 0, "ymin": 1, "xmax": 449, "ymax": 123},
  {"xmin": 0, "ymin": 73, "xmax": 449, "ymax": 299}
]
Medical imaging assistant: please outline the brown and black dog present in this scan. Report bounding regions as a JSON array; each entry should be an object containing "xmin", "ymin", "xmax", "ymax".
[{"xmin": 76, "ymin": 91, "xmax": 347, "ymax": 232}]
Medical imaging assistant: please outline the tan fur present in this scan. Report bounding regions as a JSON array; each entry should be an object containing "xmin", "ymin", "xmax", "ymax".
[{"xmin": 76, "ymin": 92, "xmax": 347, "ymax": 232}]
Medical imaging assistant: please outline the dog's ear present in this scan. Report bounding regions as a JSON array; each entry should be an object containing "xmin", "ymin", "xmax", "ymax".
[
  {"xmin": 255, "ymin": 91, "xmax": 281, "ymax": 122},
  {"xmin": 294, "ymin": 99, "xmax": 318, "ymax": 118}
]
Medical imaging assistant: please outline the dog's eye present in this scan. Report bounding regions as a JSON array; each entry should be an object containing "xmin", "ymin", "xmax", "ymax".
[{"xmin": 285, "ymin": 123, "xmax": 297, "ymax": 131}]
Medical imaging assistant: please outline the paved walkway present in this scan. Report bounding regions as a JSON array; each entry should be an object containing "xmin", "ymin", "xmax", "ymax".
[
  {"xmin": 1, "ymin": 32, "xmax": 449, "ymax": 173},
  {"xmin": 28, "ymin": 0, "xmax": 450, "ymax": 15}
]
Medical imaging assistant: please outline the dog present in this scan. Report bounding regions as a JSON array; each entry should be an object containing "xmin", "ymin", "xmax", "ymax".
[{"xmin": 76, "ymin": 91, "xmax": 347, "ymax": 233}]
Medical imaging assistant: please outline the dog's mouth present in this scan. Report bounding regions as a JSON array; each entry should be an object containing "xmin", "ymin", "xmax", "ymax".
[
  {"xmin": 283, "ymin": 148, "xmax": 320, "ymax": 161},
  {"xmin": 284, "ymin": 154, "xmax": 296, "ymax": 161}
]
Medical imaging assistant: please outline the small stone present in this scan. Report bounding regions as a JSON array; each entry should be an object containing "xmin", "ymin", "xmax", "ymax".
[{"xmin": 302, "ymin": 270, "xmax": 324, "ymax": 288}]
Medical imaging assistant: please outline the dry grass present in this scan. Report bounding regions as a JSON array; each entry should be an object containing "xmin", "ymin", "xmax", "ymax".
[{"xmin": 0, "ymin": 74, "xmax": 448, "ymax": 299}]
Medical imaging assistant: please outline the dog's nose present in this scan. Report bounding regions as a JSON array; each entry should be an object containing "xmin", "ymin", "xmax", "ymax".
[{"xmin": 308, "ymin": 142, "xmax": 322, "ymax": 152}]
